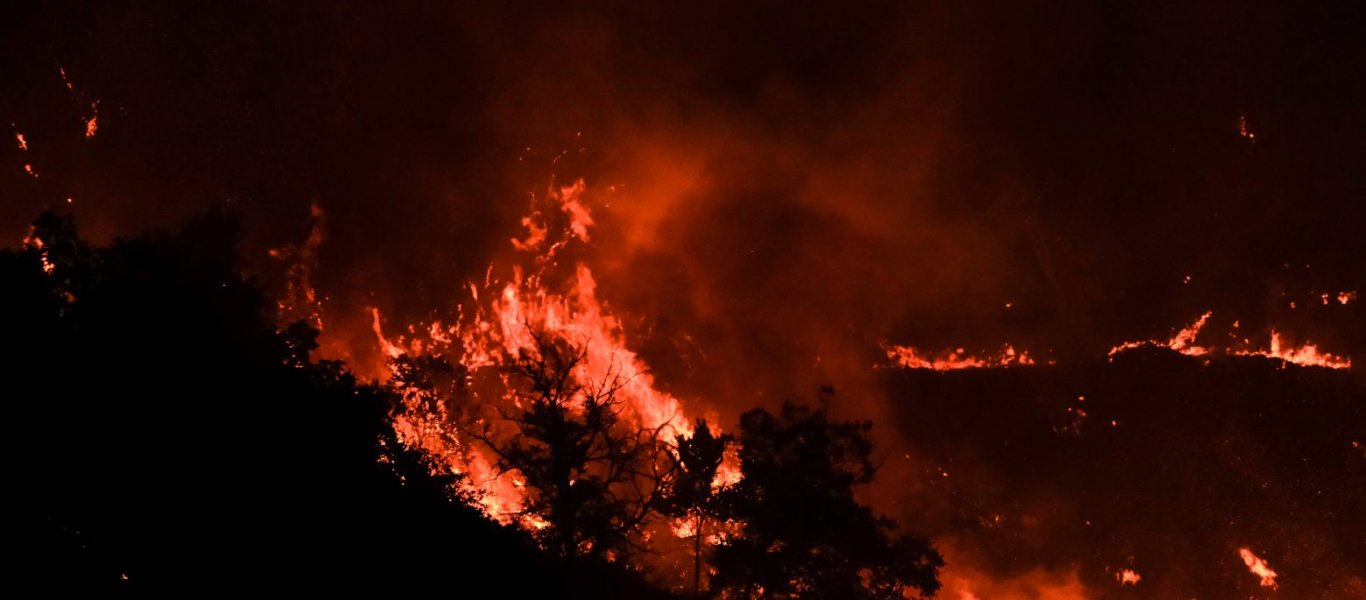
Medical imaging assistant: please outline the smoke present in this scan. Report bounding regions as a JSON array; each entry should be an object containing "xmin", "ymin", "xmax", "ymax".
[{"xmin": 4, "ymin": 1, "xmax": 1365, "ymax": 596}]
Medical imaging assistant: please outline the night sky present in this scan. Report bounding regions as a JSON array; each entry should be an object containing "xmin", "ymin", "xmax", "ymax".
[{"xmin": 4, "ymin": 2, "xmax": 1364, "ymax": 597}]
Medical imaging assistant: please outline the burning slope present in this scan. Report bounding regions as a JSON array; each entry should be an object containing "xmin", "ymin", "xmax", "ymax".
[
  {"xmin": 1108, "ymin": 311, "xmax": 1213, "ymax": 358},
  {"xmin": 1233, "ymin": 331, "xmax": 1351, "ymax": 369},
  {"xmin": 885, "ymin": 308, "xmax": 1352, "ymax": 373},
  {"xmin": 369, "ymin": 180, "xmax": 711, "ymax": 524},
  {"xmin": 1106, "ymin": 311, "xmax": 1351, "ymax": 369},
  {"xmin": 884, "ymin": 343, "xmax": 1036, "ymax": 371},
  {"xmin": 349, "ymin": 178, "xmax": 1357, "ymax": 595}
]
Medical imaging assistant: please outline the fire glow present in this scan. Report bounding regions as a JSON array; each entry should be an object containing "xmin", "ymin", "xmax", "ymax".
[
  {"xmin": 1238, "ymin": 547, "xmax": 1279, "ymax": 589},
  {"xmin": 884, "ymin": 343, "xmax": 1036, "ymax": 370},
  {"xmin": 1116, "ymin": 568, "xmax": 1141, "ymax": 586},
  {"xmin": 369, "ymin": 180, "xmax": 728, "ymax": 525},
  {"xmin": 1107, "ymin": 311, "xmax": 1350, "ymax": 369}
]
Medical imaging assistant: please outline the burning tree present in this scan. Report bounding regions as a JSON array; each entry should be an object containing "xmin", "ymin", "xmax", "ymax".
[
  {"xmin": 468, "ymin": 330, "xmax": 678, "ymax": 561},
  {"xmin": 711, "ymin": 403, "xmax": 944, "ymax": 600},
  {"xmin": 659, "ymin": 420, "xmax": 733, "ymax": 595}
]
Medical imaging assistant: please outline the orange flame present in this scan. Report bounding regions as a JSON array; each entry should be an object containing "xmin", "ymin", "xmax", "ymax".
[
  {"xmin": 885, "ymin": 343, "xmax": 1035, "ymax": 370},
  {"xmin": 1115, "ymin": 568, "xmax": 1141, "ymax": 585},
  {"xmin": 85, "ymin": 101, "xmax": 99, "ymax": 138},
  {"xmin": 372, "ymin": 179, "xmax": 722, "ymax": 526},
  {"xmin": 1109, "ymin": 311, "xmax": 1351, "ymax": 370},
  {"xmin": 1238, "ymin": 547, "xmax": 1278, "ymax": 589},
  {"xmin": 1108, "ymin": 311, "xmax": 1212, "ymax": 358},
  {"xmin": 1234, "ymin": 331, "xmax": 1351, "ymax": 369}
]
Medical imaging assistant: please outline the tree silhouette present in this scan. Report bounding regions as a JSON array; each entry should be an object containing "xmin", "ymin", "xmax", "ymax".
[
  {"xmin": 660, "ymin": 419, "xmax": 732, "ymax": 595},
  {"xmin": 712, "ymin": 403, "xmax": 943, "ymax": 599},
  {"xmin": 0, "ymin": 211, "xmax": 669, "ymax": 597},
  {"xmin": 469, "ymin": 331, "xmax": 676, "ymax": 561}
]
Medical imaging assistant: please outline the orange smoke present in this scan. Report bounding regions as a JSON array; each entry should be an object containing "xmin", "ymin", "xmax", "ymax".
[{"xmin": 936, "ymin": 539, "xmax": 1090, "ymax": 600}]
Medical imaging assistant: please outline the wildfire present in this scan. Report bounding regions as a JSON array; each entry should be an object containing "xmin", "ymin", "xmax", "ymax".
[
  {"xmin": 370, "ymin": 179, "xmax": 735, "ymax": 525},
  {"xmin": 1234, "ymin": 331, "xmax": 1351, "ymax": 369},
  {"xmin": 21, "ymin": 228, "xmax": 55, "ymax": 274},
  {"xmin": 884, "ymin": 343, "xmax": 1035, "ymax": 370},
  {"xmin": 1109, "ymin": 311, "xmax": 1351, "ymax": 369},
  {"xmin": 1108, "ymin": 311, "xmax": 1212, "ymax": 358},
  {"xmin": 85, "ymin": 101, "xmax": 99, "ymax": 138},
  {"xmin": 1238, "ymin": 547, "xmax": 1278, "ymax": 589}
]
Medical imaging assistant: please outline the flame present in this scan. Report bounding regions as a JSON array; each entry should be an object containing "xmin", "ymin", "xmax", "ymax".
[
  {"xmin": 1109, "ymin": 311, "xmax": 1351, "ymax": 369},
  {"xmin": 369, "ymin": 307, "xmax": 406, "ymax": 360},
  {"xmin": 14, "ymin": 131, "xmax": 27, "ymax": 151},
  {"xmin": 1238, "ymin": 547, "xmax": 1278, "ymax": 589},
  {"xmin": 371, "ymin": 179, "xmax": 714, "ymax": 527},
  {"xmin": 1115, "ymin": 568, "xmax": 1141, "ymax": 585},
  {"xmin": 85, "ymin": 101, "xmax": 99, "ymax": 138},
  {"xmin": 1239, "ymin": 115, "xmax": 1256, "ymax": 142},
  {"xmin": 21, "ymin": 228, "xmax": 55, "ymax": 274},
  {"xmin": 1234, "ymin": 331, "xmax": 1351, "ymax": 369},
  {"xmin": 885, "ymin": 343, "xmax": 1035, "ymax": 370},
  {"xmin": 1109, "ymin": 311, "xmax": 1212, "ymax": 358}
]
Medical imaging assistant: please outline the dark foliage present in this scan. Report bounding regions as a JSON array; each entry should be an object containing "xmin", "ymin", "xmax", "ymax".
[
  {"xmin": 659, "ymin": 420, "xmax": 731, "ymax": 595},
  {"xmin": 0, "ymin": 211, "xmax": 669, "ymax": 597},
  {"xmin": 471, "ymin": 332, "xmax": 676, "ymax": 561},
  {"xmin": 713, "ymin": 403, "xmax": 943, "ymax": 599}
]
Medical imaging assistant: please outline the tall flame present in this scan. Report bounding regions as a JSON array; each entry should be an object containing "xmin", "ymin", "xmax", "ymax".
[{"xmin": 371, "ymin": 179, "xmax": 725, "ymax": 525}]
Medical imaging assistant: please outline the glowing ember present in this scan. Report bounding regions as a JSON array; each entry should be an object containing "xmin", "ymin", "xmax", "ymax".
[
  {"xmin": 14, "ymin": 131, "xmax": 28, "ymax": 151},
  {"xmin": 1238, "ymin": 547, "xmax": 1278, "ymax": 589},
  {"xmin": 269, "ymin": 202, "xmax": 326, "ymax": 328},
  {"xmin": 1339, "ymin": 291, "xmax": 1357, "ymax": 305},
  {"xmin": 1116, "ymin": 568, "xmax": 1141, "ymax": 585},
  {"xmin": 21, "ymin": 228, "xmax": 55, "ymax": 274},
  {"xmin": 884, "ymin": 343, "xmax": 1035, "ymax": 370},
  {"xmin": 1239, "ymin": 115, "xmax": 1256, "ymax": 142},
  {"xmin": 85, "ymin": 102, "xmax": 99, "ymax": 138},
  {"xmin": 369, "ymin": 307, "xmax": 405, "ymax": 360}
]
